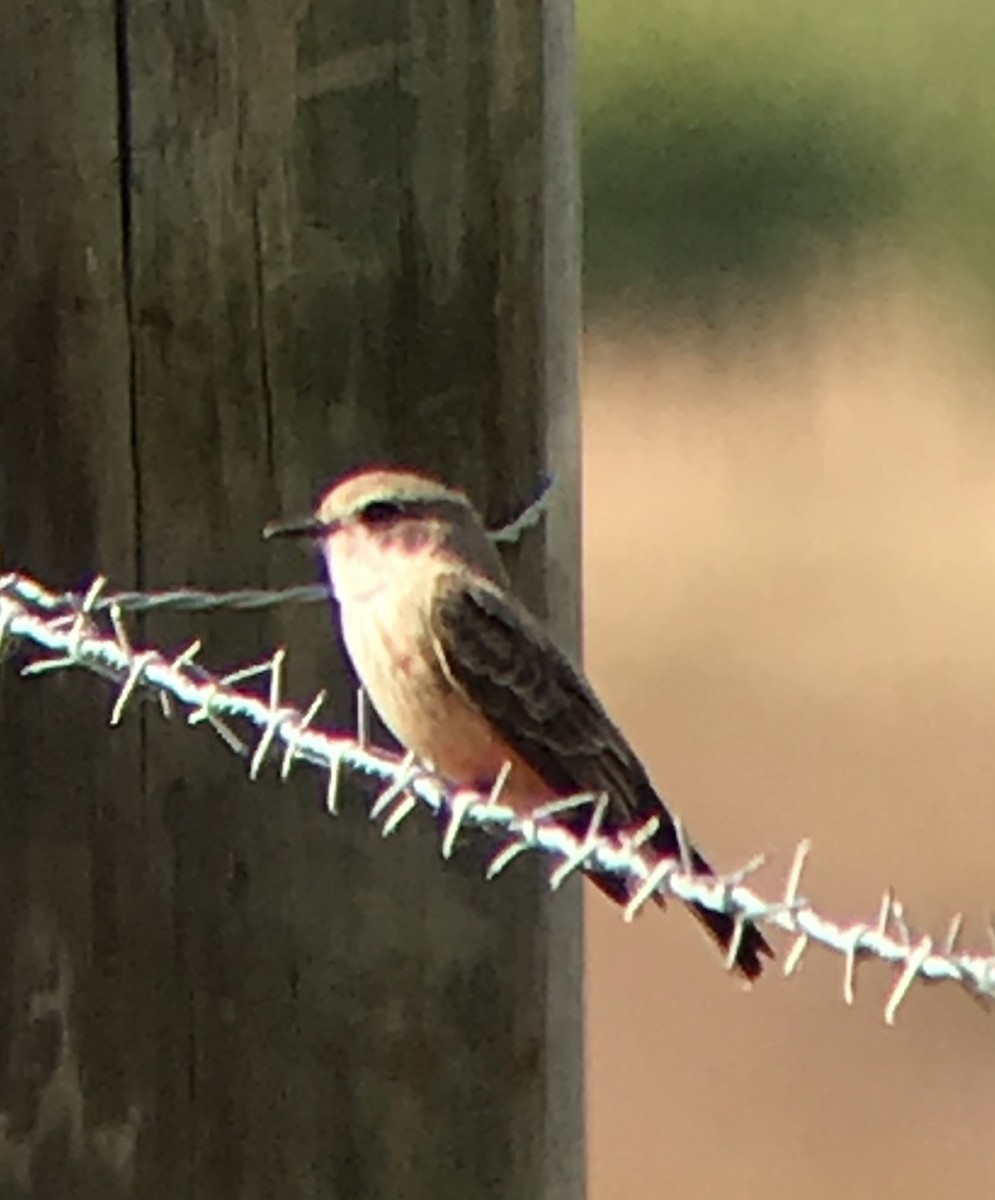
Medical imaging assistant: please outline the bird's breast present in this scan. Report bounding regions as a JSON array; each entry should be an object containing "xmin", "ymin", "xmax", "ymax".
[
  {"xmin": 338, "ymin": 583, "xmax": 452, "ymax": 745},
  {"xmin": 337, "ymin": 584, "xmax": 553, "ymax": 807}
]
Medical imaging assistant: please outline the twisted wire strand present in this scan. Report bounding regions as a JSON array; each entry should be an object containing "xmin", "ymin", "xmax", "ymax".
[{"xmin": 1, "ymin": 568, "xmax": 993, "ymax": 1024}]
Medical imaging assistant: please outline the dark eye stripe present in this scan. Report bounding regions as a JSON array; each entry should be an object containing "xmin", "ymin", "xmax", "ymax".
[
  {"xmin": 360, "ymin": 500, "xmax": 405, "ymax": 525},
  {"xmin": 358, "ymin": 495, "xmax": 469, "ymax": 526}
]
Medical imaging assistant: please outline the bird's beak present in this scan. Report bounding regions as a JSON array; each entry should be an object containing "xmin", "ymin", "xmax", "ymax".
[{"xmin": 262, "ymin": 515, "xmax": 333, "ymax": 541}]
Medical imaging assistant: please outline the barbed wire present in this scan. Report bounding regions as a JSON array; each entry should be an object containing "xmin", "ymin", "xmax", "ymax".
[{"xmin": 2, "ymin": 570, "xmax": 993, "ymax": 1022}]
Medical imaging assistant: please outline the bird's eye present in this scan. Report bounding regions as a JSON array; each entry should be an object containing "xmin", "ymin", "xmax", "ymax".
[{"xmin": 360, "ymin": 500, "xmax": 405, "ymax": 525}]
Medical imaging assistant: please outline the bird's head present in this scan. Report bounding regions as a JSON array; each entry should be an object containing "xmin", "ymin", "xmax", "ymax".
[{"xmin": 264, "ymin": 467, "xmax": 508, "ymax": 601}]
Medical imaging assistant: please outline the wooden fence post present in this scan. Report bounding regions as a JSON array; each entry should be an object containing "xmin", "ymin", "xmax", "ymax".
[{"xmin": 0, "ymin": 1, "xmax": 581, "ymax": 1196}]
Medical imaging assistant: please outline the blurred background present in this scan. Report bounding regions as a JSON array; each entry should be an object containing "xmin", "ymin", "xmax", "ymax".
[{"xmin": 579, "ymin": 1, "xmax": 995, "ymax": 1196}]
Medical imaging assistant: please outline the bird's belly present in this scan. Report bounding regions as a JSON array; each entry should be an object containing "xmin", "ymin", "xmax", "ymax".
[{"xmin": 340, "ymin": 598, "xmax": 551, "ymax": 809}]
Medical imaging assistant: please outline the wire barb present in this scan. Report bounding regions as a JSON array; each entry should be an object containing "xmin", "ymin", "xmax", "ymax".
[
  {"xmin": 248, "ymin": 649, "xmax": 289, "ymax": 780},
  {"xmin": 110, "ymin": 650, "xmax": 156, "ymax": 725},
  {"xmin": 885, "ymin": 937, "xmax": 933, "ymax": 1026},
  {"xmin": 842, "ymin": 926, "xmax": 870, "ymax": 1006},
  {"xmin": 783, "ymin": 934, "xmax": 810, "ymax": 978},
  {"xmin": 724, "ymin": 914, "xmax": 748, "ymax": 974},
  {"xmin": 624, "ymin": 858, "xmax": 678, "ymax": 922},
  {"xmin": 782, "ymin": 839, "xmax": 811, "ymax": 918},
  {"xmin": 324, "ymin": 748, "xmax": 344, "ymax": 814},
  {"xmin": 548, "ymin": 793, "xmax": 610, "ymax": 891},
  {"xmin": 442, "ymin": 790, "xmax": 477, "ymax": 860},
  {"xmin": 486, "ymin": 839, "xmax": 531, "ymax": 880},
  {"xmin": 380, "ymin": 794, "xmax": 418, "ymax": 836},
  {"xmin": 282, "ymin": 689, "xmax": 326, "ymax": 780},
  {"xmin": 0, "ymin": 597, "xmax": 19, "ymax": 662},
  {"xmin": 370, "ymin": 751, "xmax": 418, "ymax": 821}
]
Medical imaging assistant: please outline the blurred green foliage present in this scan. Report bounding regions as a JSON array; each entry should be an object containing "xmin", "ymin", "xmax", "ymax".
[{"xmin": 580, "ymin": 0, "xmax": 995, "ymax": 317}]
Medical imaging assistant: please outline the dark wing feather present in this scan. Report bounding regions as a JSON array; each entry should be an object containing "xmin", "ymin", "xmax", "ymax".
[
  {"xmin": 432, "ymin": 576, "xmax": 678, "ymax": 846},
  {"xmin": 431, "ymin": 575, "xmax": 772, "ymax": 980}
]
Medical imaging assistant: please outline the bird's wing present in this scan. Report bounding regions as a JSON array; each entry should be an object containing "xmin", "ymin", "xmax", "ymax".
[{"xmin": 429, "ymin": 573, "xmax": 677, "ymax": 851}]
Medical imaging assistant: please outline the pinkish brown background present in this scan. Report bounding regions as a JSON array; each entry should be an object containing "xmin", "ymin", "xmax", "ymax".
[{"xmin": 582, "ymin": 261, "xmax": 995, "ymax": 1199}]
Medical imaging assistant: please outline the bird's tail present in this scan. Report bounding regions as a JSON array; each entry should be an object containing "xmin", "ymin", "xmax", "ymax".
[
  {"xmin": 683, "ymin": 845, "xmax": 772, "ymax": 982},
  {"xmin": 555, "ymin": 782, "xmax": 772, "ymax": 979},
  {"xmin": 583, "ymin": 840, "xmax": 772, "ymax": 982}
]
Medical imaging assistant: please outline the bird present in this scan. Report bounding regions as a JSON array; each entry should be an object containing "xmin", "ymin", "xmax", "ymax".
[{"xmin": 265, "ymin": 466, "xmax": 772, "ymax": 980}]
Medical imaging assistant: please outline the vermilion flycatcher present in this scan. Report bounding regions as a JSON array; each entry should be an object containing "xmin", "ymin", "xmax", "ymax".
[{"xmin": 266, "ymin": 467, "xmax": 772, "ymax": 980}]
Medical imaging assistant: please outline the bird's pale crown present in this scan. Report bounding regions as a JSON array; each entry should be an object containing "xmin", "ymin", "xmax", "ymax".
[{"xmin": 315, "ymin": 468, "xmax": 473, "ymax": 527}]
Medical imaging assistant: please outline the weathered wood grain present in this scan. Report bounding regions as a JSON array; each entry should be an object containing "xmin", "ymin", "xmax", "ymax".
[{"xmin": 0, "ymin": 1, "xmax": 580, "ymax": 1195}]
